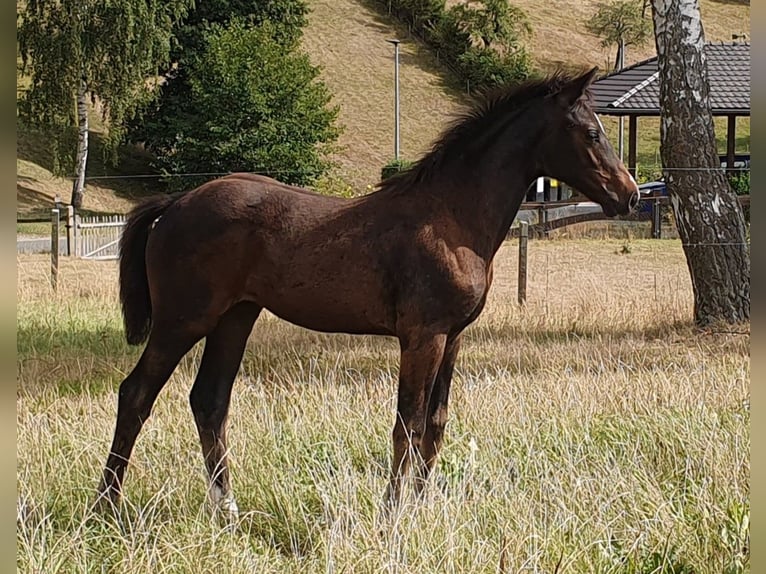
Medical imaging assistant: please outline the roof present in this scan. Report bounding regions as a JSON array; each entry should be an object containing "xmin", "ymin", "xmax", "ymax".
[{"xmin": 591, "ymin": 42, "xmax": 750, "ymax": 116}]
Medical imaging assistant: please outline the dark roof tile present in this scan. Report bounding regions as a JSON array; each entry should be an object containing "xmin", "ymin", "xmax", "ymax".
[{"xmin": 591, "ymin": 42, "xmax": 749, "ymax": 115}]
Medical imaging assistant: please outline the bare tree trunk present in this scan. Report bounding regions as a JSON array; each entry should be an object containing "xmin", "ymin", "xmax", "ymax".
[
  {"xmin": 71, "ymin": 76, "xmax": 88, "ymax": 209},
  {"xmin": 650, "ymin": 0, "xmax": 749, "ymax": 326}
]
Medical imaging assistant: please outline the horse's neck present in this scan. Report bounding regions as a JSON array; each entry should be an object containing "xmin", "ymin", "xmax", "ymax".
[{"xmin": 429, "ymin": 140, "xmax": 540, "ymax": 260}]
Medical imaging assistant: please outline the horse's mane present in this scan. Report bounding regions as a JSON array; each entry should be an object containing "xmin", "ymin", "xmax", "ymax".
[{"xmin": 377, "ymin": 70, "xmax": 593, "ymax": 194}]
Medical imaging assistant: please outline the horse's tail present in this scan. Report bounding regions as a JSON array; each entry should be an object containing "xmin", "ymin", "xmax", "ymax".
[{"xmin": 119, "ymin": 193, "xmax": 182, "ymax": 345}]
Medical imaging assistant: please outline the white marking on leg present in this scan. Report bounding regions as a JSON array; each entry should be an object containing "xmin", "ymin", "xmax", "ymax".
[{"xmin": 210, "ymin": 484, "xmax": 239, "ymax": 520}]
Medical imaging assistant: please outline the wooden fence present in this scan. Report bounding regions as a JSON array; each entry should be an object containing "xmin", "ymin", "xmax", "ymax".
[{"xmin": 29, "ymin": 195, "xmax": 751, "ymax": 294}]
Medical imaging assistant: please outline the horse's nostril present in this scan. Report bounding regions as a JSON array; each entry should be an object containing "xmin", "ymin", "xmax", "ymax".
[{"xmin": 628, "ymin": 192, "xmax": 640, "ymax": 211}]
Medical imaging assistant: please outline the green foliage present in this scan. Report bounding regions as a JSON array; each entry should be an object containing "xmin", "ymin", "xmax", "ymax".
[
  {"xmin": 448, "ymin": 0, "xmax": 531, "ymax": 52},
  {"xmin": 378, "ymin": 0, "xmax": 532, "ymax": 91},
  {"xmin": 134, "ymin": 20, "xmax": 340, "ymax": 189},
  {"xmin": 381, "ymin": 158, "xmax": 415, "ymax": 180},
  {"xmin": 312, "ymin": 173, "xmax": 358, "ymax": 198},
  {"xmin": 457, "ymin": 46, "xmax": 531, "ymax": 88},
  {"xmin": 17, "ymin": 0, "xmax": 191, "ymax": 173},
  {"xmin": 585, "ymin": 0, "xmax": 652, "ymax": 52},
  {"xmin": 635, "ymin": 163, "xmax": 663, "ymax": 184},
  {"xmin": 728, "ymin": 171, "xmax": 750, "ymax": 224},
  {"xmin": 728, "ymin": 170, "xmax": 750, "ymax": 195},
  {"xmin": 171, "ymin": 0, "xmax": 309, "ymax": 63}
]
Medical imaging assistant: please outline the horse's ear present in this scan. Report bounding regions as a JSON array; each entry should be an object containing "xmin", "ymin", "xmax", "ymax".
[{"xmin": 555, "ymin": 67, "xmax": 599, "ymax": 108}]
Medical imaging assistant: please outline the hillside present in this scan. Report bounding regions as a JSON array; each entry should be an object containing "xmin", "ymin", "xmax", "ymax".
[
  {"xmin": 301, "ymin": 0, "xmax": 467, "ymax": 191},
  {"xmin": 502, "ymin": 0, "xmax": 749, "ymax": 72},
  {"xmin": 17, "ymin": 0, "xmax": 749, "ymax": 217},
  {"xmin": 302, "ymin": 0, "xmax": 749, "ymax": 189}
]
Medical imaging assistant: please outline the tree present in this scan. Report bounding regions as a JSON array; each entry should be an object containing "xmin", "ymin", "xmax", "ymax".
[
  {"xmin": 650, "ymin": 0, "xmax": 749, "ymax": 325},
  {"xmin": 170, "ymin": 0, "xmax": 309, "ymax": 65},
  {"xmin": 135, "ymin": 21, "xmax": 340, "ymax": 189},
  {"xmin": 586, "ymin": 0, "xmax": 652, "ymax": 70},
  {"xmin": 17, "ymin": 0, "xmax": 191, "ymax": 208},
  {"xmin": 448, "ymin": 0, "xmax": 531, "ymax": 53}
]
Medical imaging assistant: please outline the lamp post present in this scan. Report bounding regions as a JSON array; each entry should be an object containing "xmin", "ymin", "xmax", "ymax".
[
  {"xmin": 386, "ymin": 38, "xmax": 401, "ymax": 161},
  {"xmin": 617, "ymin": 37, "xmax": 625, "ymax": 161}
]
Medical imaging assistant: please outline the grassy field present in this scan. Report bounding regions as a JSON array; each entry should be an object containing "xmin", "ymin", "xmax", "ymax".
[{"xmin": 17, "ymin": 239, "xmax": 749, "ymax": 573}]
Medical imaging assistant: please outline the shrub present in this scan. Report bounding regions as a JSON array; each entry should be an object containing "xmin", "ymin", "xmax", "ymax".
[{"xmin": 381, "ymin": 158, "xmax": 415, "ymax": 180}]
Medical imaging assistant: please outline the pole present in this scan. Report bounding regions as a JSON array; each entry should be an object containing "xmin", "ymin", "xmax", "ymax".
[
  {"xmin": 66, "ymin": 205, "xmax": 74, "ymax": 256},
  {"xmin": 518, "ymin": 221, "xmax": 528, "ymax": 305},
  {"xmin": 617, "ymin": 38, "xmax": 625, "ymax": 161},
  {"xmin": 51, "ymin": 208, "xmax": 60, "ymax": 291},
  {"xmin": 387, "ymin": 39, "xmax": 401, "ymax": 160}
]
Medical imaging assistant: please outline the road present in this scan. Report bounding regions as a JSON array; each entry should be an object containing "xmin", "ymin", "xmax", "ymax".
[{"xmin": 17, "ymin": 237, "xmax": 69, "ymax": 255}]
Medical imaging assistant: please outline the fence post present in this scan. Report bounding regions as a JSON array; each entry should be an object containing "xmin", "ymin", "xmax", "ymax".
[
  {"xmin": 51, "ymin": 208, "xmax": 60, "ymax": 291},
  {"xmin": 652, "ymin": 196, "xmax": 662, "ymax": 239},
  {"xmin": 518, "ymin": 221, "xmax": 528, "ymax": 306},
  {"xmin": 66, "ymin": 205, "xmax": 74, "ymax": 256},
  {"xmin": 73, "ymin": 211, "xmax": 80, "ymax": 257}
]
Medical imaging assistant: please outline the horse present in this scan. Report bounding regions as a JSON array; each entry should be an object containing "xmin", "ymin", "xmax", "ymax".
[{"xmin": 97, "ymin": 67, "xmax": 640, "ymax": 518}]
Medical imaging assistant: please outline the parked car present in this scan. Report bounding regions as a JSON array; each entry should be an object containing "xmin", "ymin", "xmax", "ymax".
[{"xmin": 637, "ymin": 181, "xmax": 667, "ymax": 214}]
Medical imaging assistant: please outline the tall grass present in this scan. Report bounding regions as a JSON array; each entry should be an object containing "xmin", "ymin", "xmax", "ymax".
[{"xmin": 17, "ymin": 240, "xmax": 749, "ymax": 573}]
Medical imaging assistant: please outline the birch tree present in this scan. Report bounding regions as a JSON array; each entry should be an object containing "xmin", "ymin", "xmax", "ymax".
[
  {"xmin": 650, "ymin": 0, "xmax": 749, "ymax": 325},
  {"xmin": 18, "ymin": 0, "xmax": 190, "ymax": 208}
]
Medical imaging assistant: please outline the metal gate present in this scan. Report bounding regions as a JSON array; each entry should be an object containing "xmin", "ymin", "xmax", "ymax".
[{"xmin": 75, "ymin": 214, "xmax": 126, "ymax": 260}]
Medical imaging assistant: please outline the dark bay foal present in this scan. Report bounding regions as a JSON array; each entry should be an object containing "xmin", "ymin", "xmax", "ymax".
[{"xmin": 98, "ymin": 68, "xmax": 639, "ymax": 517}]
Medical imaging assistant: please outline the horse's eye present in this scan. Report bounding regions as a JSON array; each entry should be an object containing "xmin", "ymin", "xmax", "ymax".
[{"xmin": 587, "ymin": 128, "xmax": 600, "ymax": 142}]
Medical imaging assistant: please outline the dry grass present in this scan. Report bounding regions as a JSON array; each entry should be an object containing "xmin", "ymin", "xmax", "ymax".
[
  {"xmin": 302, "ymin": 0, "xmax": 467, "ymax": 192},
  {"xmin": 17, "ymin": 239, "xmax": 749, "ymax": 573},
  {"xmin": 303, "ymin": 0, "xmax": 749, "ymax": 188},
  {"xmin": 446, "ymin": 0, "xmax": 749, "ymax": 72}
]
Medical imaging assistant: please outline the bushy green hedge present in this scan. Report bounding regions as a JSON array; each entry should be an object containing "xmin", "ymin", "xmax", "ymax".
[
  {"xmin": 381, "ymin": 158, "xmax": 415, "ymax": 180},
  {"xmin": 378, "ymin": 0, "xmax": 532, "ymax": 91}
]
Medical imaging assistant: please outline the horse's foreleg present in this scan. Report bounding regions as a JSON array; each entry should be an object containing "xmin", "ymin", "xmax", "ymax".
[
  {"xmin": 97, "ymin": 325, "xmax": 202, "ymax": 509},
  {"xmin": 385, "ymin": 331, "xmax": 447, "ymax": 506},
  {"xmin": 417, "ymin": 334, "xmax": 463, "ymax": 491},
  {"xmin": 189, "ymin": 303, "xmax": 260, "ymax": 520}
]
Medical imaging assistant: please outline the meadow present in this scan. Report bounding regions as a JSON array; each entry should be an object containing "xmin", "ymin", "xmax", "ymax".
[{"xmin": 17, "ymin": 239, "xmax": 749, "ymax": 573}]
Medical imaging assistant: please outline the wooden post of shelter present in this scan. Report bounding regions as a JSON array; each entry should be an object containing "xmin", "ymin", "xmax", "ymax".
[
  {"xmin": 518, "ymin": 221, "xmax": 528, "ymax": 305},
  {"xmin": 51, "ymin": 208, "xmax": 60, "ymax": 291},
  {"xmin": 628, "ymin": 115, "xmax": 637, "ymax": 179},
  {"xmin": 726, "ymin": 115, "xmax": 736, "ymax": 172}
]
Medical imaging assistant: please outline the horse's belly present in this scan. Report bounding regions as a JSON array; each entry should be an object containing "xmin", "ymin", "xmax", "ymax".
[
  {"xmin": 248, "ymin": 275, "xmax": 394, "ymax": 335},
  {"xmin": 263, "ymin": 297, "xmax": 393, "ymax": 336}
]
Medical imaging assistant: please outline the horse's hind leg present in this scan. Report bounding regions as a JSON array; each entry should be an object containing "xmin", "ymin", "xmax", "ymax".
[
  {"xmin": 189, "ymin": 302, "xmax": 261, "ymax": 519},
  {"xmin": 98, "ymin": 323, "xmax": 205, "ymax": 507}
]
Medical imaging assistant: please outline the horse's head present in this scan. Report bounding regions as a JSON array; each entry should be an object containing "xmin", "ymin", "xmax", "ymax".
[{"xmin": 538, "ymin": 67, "xmax": 640, "ymax": 216}]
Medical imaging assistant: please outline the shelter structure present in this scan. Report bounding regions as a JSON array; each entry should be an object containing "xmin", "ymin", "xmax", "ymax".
[{"xmin": 589, "ymin": 42, "xmax": 750, "ymax": 177}]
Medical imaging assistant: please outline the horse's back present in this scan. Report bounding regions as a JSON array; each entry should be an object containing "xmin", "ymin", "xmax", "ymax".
[{"xmin": 143, "ymin": 174, "xmax": 398, "ymax": 335}]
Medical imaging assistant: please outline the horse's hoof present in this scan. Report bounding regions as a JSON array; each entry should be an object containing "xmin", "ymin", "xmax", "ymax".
[{"xmin": 209, "ymin": 486, "xmax": 240, "ymax": 525}]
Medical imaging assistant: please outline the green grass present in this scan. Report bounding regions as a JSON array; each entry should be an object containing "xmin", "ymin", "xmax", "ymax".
[{"xmin": 17, "ymin": 241, "xmax": 749, "ymax": 573}]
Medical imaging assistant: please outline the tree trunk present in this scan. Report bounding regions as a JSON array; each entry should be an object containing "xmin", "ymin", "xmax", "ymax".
[
  {"xmin": 650, "ymin": 0, "xmax": 749, "ymax": 326},
  {"xmin": 71, "ymin": 76, "xmax": 89, "ymax": 209}
]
